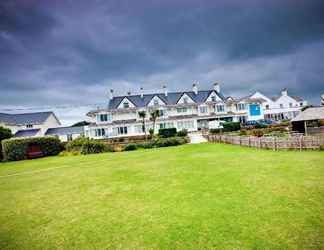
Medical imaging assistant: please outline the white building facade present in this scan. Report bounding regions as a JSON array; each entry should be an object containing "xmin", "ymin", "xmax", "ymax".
[
  {"xmin": 85, "ymin": 83, "xmax": 266, "ymax": 139},
  {"xmin": 249, "ymin": 89, "xmax": 307, "ymax": 121}
]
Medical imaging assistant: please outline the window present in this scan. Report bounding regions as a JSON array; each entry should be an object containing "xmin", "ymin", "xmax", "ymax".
[
  {"xmin": 159, "ymin": 109, "xmax": 166, "ymax": 117},
  {"xmin": 236, "ymin": 103, "xmax": 245, "ymax": 111},
  {"xmin": 183, "ymin": 97, "xmax": 188, "ymax": 104},
  {"xmin": 199, "ymin": 106, "xmax": 208, "ymax": 113},
  {"xmin": 211, "ymin": 96, "xmax": 216, "ymax": 102},
  {"xmin": 216, "ymin": 105, "xmax": 225, "ymax": 112},
  {"xmin": 135, "ymin": 125, "xmax": 144, "ymax": 133},
  {"xmin": 159, "ymin": 122, "xmax": 174, "ymax": 129},
  {"xmin": 300, "ymin": 102, "xmax": 303, "ymax": 106},
  {"xmin": 177, "ymin": 120, "xmax": 194, "ymax": 130},
  {"xmin": 95, "ymin": 128, "xmax": 105, "ymax": 137},
  {"xmin": 117, "ymin": 126, "xmax": 128, "ymax": 135},
  {"xmin": 153, "ymin": 99, "xmax": 159, "ymax": 106},
  {"xmin": 26, "ymin": 124, "xmax": 33, "ymax": 128},
  {"xmin": 265, "ymin": 104, "xmax": 269, "ymax": 110},
  {"xmin": 280, "ymin": 104, "xmax": 283, "ymax": 108},
  {"xmin": 123, "ymin": 102, "xmax": 129, "ymax": 108},
  {"xmin": 177, "ymin": 107, "xmax": 187, "ymax": 113},
  {"xmin": 289, "ymin": 103, "xmax": 293, "ymax": 108}
]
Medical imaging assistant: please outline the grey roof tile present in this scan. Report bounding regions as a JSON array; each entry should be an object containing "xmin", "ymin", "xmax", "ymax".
[
  {"xmin": 0, "ymin": 112, "xmax": 58, "ymax": 125},
  {"xmin": 108, "ymin": 90, "xmax": 224, "ymax": 110},
  {"xmin": 45, "ymin": 126, "xmax": 84, "ymax": 136},
  {"xmin": 15, "ymin": 129, "xmax": 40, "ymax": 137}
]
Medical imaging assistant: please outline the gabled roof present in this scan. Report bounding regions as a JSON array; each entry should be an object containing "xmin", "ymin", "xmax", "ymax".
[
  {"xmin": 291, "ymin": 106, "xmax": 324, "ymax": 122},
  {"xmin": 45, "ymin": 126, "xmax": 84, "ymax": 136},
  {"xmin": 15, "ymin": 129, "xmax": 40, "ymax": 138},
  {"xmin": 108, "ymin": 90, "xmax": 225, "ymax": 110},
  {"xmin": 0, "ymin": 111, "xmax": 60, "ymax": 126}
]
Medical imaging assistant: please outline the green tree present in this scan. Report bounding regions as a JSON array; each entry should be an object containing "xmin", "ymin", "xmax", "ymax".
[
  {"xmin": 138, "ymin": 111, "xmax": 147, "ymax": 139},
  {"xmin": 150, "ymin": 110, "xmax": 160, "ymax": 135},
  {"xmin": 0, "ymin": 126, "xmax": 13, "ymax": 160}
]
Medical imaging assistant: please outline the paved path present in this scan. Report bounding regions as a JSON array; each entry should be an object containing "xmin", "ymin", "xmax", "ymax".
[{"xmin": 188, "ymin": 132, "xmax": 208, "ymax": 144}]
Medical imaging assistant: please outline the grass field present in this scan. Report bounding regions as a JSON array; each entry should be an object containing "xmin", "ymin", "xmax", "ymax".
[{"xmin": 0, "ymin": 143, "xmax": 324, "ymax": 250}]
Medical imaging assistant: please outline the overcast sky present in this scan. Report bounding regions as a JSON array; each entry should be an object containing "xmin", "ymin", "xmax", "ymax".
[{"xmin": 1, "ymin": 0, "xmax": 324, "ymax": 125}]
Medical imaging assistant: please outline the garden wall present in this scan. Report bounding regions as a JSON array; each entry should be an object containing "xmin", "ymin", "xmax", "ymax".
[{"xmin": 207, "ymin": 134, "xmax": 323, "ymax": 150}]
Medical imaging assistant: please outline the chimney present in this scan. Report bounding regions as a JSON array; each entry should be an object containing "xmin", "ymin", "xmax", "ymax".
[
  {"xmin": 163, "ymin": 85, "xmax": 168, "ymax": 97},
  {"xmin": 140, "ymin": 87, "xmax": 144, "ymax": 98},
  {"xmin": 213, "ymin": 82, "xmax": 220, "ymax": 92},
  {"xmin": 281, "ymin": 88, "xmax": 288, "ymax": 96},
  {"xmin": 127, "ymin": 91, "xmax": 131, "ymax": 96},
  {"xmin": 192, "ymin": 83, "xmax": 198, "ymax": 95},
  {"xmin": 109, "ymin": 89, "xmax": 114, "ymax": 100}
]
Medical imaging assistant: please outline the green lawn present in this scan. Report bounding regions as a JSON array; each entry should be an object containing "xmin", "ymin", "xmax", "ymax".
[{"xmin": 0, "ymin": 143, "xmax": 324, "ymax": 250}]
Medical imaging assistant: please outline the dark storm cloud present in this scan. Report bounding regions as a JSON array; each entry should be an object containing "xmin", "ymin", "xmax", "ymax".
[{"xmin": 0, "ymin": 0, "xmax": 324, "ymax": 124}]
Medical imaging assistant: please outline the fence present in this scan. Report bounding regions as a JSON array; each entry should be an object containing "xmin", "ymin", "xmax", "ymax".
[{"xmin": 207, "ymin": 134, "xmax": 323, "ymax": 150}]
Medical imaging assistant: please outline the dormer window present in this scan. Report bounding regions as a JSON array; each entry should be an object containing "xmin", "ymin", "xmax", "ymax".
[
  {"xmin": 280, "ymin": 104, "xmax": 283, "ymax": 108},
  {"xmin": 211, "ymin": 96, "xmax": 216, "ymax": 102},
  {"xmin": 26, "ymin": 124, "xmax": 33, "ymax": 128},
  {"xmin": 123, "ymin": 102, "xmax": 129, "ymax": 109},
  {"xmin": 289, "ymin": 103, "xmax": 293, "ymax": 108},
  {"xmin": 265, "ymin": 104, "xmax": 269, "ymax": 110}
]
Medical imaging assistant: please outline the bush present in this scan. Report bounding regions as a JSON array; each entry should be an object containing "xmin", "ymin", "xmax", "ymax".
[
  {"xmin": 80, "ymin": 140, "xmax": 111, "ymax": 155},
  {"xmin": 250, "ymin": 129, "xmax": 264, "ymax": 137},
  {"xmin": 124, "ymin": 144, "xmax": 137, "ymax": 151},
  {"xmin": 154, "ymin": 137, "xmax": 188, "ymax": 147},
  {"xmin": 0, "ymin": 126, "xmax": 12, "ymax": 160},
  {"xmin": 210, "ymin": 128, "xmax": 221, "ymax": 134},
  {"xmin": 255, "ymin": 122, "xmax": 267, "ymax": 129},
  {"xmin": 222, "ymin": 122, "xmax": 241, "ymax": 132},
  {"xmin": 158, "ymin": 128, "xmax": 177, "ymax": 138},
  {"xmin": 149, "ymin": 128, "xmax": 154, "ymax": 136},
  {"xmin": 177, "ymin": 129, "xmax": 188, "ymax": 137},
  {"xmin": 137, "ymin": 137, "xmax": 188, "ymax": 149},
  {"xmin": 2, "ymin": 136, "xmax": 61, "ymax": 161},
  {"xmin": 66, "ymin": 136, "xmax": 88, "ymax": 152}
]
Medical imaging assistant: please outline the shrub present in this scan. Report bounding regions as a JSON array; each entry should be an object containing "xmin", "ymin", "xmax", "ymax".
[
  {"xmin": 177, "ymin": 129, "xmax": 188, "ymax": 137},
  {"xmin": 210, "ymin": 128, "xmax": 221, "ymax": 134},
  {"xmin": 124, "ymin": 144, "xmax": 137, "ymax": 151},
  {"xmin": 80, "ymin": 140, "xmax": 111, "ymax": 155},
  {"xmin": 2, "ymin": 136, "xmax": 61, "ymax": 161},
  {"xmin": 250, "ymin": 129, "xmax": 264, "ymax": 137},
  {"xmin": 137, "ymin": 137, "xmax": 187, "ymax": 149},
  {"xmin": 222, "ymin": 122, "xmax": 240, "ymax": 132},
  {"xmin": 149, "ymin": 128, "xmax": 154, "ymax": 136},
  {"xmin": 0, "ymin": 126, "xmax": 12, "ymax": 160},
  {"xmin": 158, "ymin": 128, "xmax": 177, "ymax": 138},
  {"xmin": 154, "ymin": 137, "xmax": 187, "ymax": 147},
  {"xmin": 66, "ymin": 136, "xmax": 88, "ymax": 152},
  {"xmin": 255, "ymin": 122, "xmax": 267, "ymax": 129}
]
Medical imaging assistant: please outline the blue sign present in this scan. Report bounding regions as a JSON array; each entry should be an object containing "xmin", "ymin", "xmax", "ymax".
[{"xmin": 249, "ymin": 104, "xmax": 261, "ymax": 116}]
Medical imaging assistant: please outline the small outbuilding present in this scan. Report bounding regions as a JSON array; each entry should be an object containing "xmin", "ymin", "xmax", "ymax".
[
  {"xmin": 291, "ymin": 106, "xmax": 324, "ymax": 135},
  {"xmin": 45, "ymin": 126, "xmax": 84, "ymax": 142}
]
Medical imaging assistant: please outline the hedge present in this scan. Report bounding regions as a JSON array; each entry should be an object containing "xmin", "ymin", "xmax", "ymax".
[
  {"xmin": 158, "ymin": 128, "xmax": 177, "ymax": 138},
  {"xmin": 222, "ymin": 122, "xmax": 241, "ymax": 132},
  {"xmin": 133, "ymin": 137, "xmax": 188, "ymax": 150},
  {"xmin": 2, "ymin": 137, "xmax": 62, "ymax": 161},
  {"xmin": 0, "ymin": 126, "xmax": 12, "ymax": 160},
  {"xmin": 177, "ymin": 129, "xmax": 188, "ymax": 137}
]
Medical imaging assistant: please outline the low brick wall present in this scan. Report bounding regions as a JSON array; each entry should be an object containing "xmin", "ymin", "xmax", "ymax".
[{"xmin": 207, "ymin": 134, "xmax": 323, "ymax": 150}]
